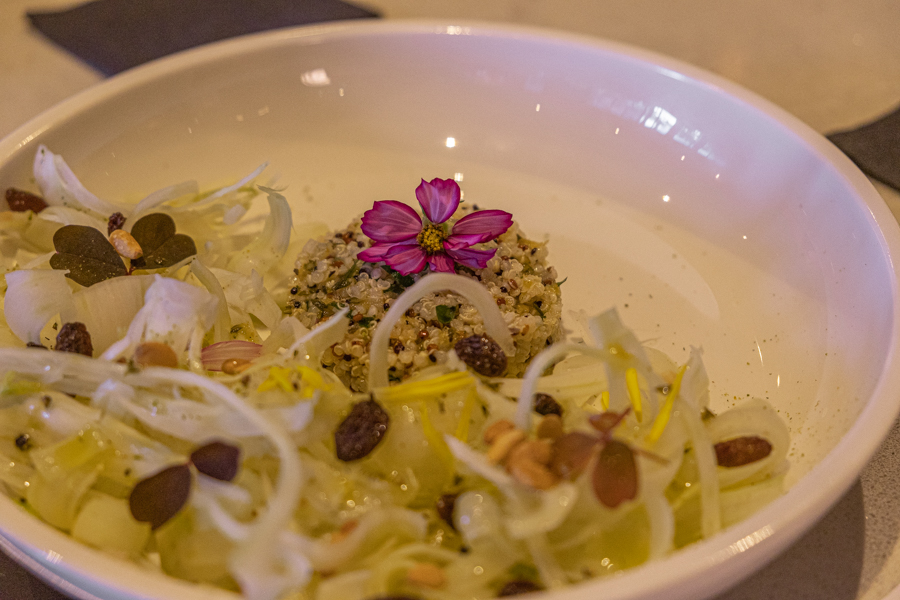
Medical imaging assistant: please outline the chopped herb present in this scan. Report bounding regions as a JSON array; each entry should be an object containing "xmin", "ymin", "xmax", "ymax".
[
  {"xmin": 556, "ymin": 277, "xmax": 568, "ymax": 287},
  {"xmin": 333, "ymin": 260, "xmax": 361, "ymax": 290},
  {"xmin": 436, "ymin": 304, "xmax": 459, "ymax": 324}
]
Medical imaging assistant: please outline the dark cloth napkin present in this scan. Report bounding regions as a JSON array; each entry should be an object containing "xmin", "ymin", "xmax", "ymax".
[
  {"xmin": 827, "ymin": 105, "xmax": 900, "ymax": 192},
  {"xmin": 27, "ymin": 0, "xmax": 379, "ymax": 76}
]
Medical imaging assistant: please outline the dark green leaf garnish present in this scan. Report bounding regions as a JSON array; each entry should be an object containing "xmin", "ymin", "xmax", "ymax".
[
  {"xmin": 49, "ymin": 225, "xmax": 127, "ymax": 287},
  {"xmin": 436, "ymin": 304, "xmax": 459, "ymax": 324},
  {"xmin": 129, "ymin": 213, "xmax": 196, "ymax": 269},
  {"xmin": 385, "ymin": 266, "xmax": 415, "ymax": 294},
  {"xmin": 333, "ymin": 260, "xmax": 361, "ymax": 291},
  {"xmin": 190, "ymin": 440, "xmax": 241, "ymax": 481},
  {"xmin": 129, "ymin": 463, "xmax": 192, "ymax": 529},
  {"xmin": 356, "ymin": 316, "xmax": 376, "ymax": 328},
  {"xmin": 556, "ymin": 277, "xmax": 568, "ymax": 287}
]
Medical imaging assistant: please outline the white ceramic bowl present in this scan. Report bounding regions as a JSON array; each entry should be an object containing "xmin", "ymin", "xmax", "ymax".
[{"xmin": 1, "ymin": 20, "xmax": 899, "ymax": 600}]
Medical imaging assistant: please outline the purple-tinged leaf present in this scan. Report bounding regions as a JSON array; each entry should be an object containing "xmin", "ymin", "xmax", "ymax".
[
  {"xmin": 129, "ymin": 463, "xmax": 191, "ymax": 529},
  {"xmin": 190, "ymin": 440, "xmax": 241, "ymax": 481},
  {"xmin": 588, "ymin": 408, "xmax": 630, "ymax": 436},
  {"xmin": 129, "ymin": 213, "xmax": 196, "ymax": 269},
  {"xmin": 550, "ymin": 431, "xmax": 600, "ymax": 479}
]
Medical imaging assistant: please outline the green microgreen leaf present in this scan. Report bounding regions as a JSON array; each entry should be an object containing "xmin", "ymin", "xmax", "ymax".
[
  {"xmin": 556, "ymin": 277, "xmax": 568, "ymax": 287},
  {"xmin": 436, "ymin": 304, "xmax": 459, "ymax": 324},
  {"xmin": 129, "ymin": 213, "xmax": 196, "ymax": 269},
  {"xmin": 49, "ymin": 225, "xmax": 127, "ymax": 287},
  {"xmin": 333, "ymin": 260, "xmax": 361, "ymax": 291}
]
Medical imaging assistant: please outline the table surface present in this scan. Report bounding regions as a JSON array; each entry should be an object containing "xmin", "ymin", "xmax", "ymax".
[{"xmin": 1, "ymin": 0, "xmax": 900, "ymax": 598}]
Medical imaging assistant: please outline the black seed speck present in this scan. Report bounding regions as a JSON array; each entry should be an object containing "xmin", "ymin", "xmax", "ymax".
[{"xmin": 15, "ymin": 434, "xmax": 32, "ymax": 450}]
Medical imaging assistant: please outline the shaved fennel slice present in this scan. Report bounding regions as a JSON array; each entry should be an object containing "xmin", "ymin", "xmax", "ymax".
[
  {"xmin": 38, "ymin": 205, "xmax": 107, "ymax": 228},
  {"xmin": 226, "ymin": 188, "xmax": 291, "ymax": 277},
  {"xmin": 128, "ymin": 368, "xmax": 308, "ymax": 600},
  {"xmin": 261, "ymin": 317, "xmax": 309, "ymax": 355},
  {"xmin": 706, "ymin": 398, "xmax": 790, "ymax": 488},
  {"xmin": 0, "ymin": 348, "xmax": 125, "ymax": 396},
  {"xmin": 129, "ymin": 180, "xmax": 200, "ymax": 222},
  {"xmin": 514, "ymin": 342, "xmax": 607, "ymax": 430},
  {"xmin": 201, "ymin": 340, "xmax": 262, "ymax": 371},
  {"xmin": 644, "ymin": 492, "xmax": 675, "ymax": 560},
  {"xmin": 33, "ymin": 146, "xmax": 128, "ymax": 216},
  {"xmin": 61, "ymin": 274, "xmax": 156, "ymax": 354},
  {"xmin": 210, "ymin": 267, "xmax": 283, "ymax": 330},
  {"xmin": 3, "ymin": 269, "xmax": 74, "ymax": 344},
  {"xmin": 287, "ymin": 307, "xmax": 349, "ymax": 361},
  {"xmin": 505, "ymin": 482, "xmax": 578, "ymax": 539},
  {"xmin": 444, "ymin": 435, "xmax": 516, "ymax": 496},
  {"xmin": 285, "ymin": 507, "xmax": 427, "ymax": 572},
  {"xmin": 189, "ymin": 162, "xmax": 268, "ymax": 209},
  {"xmin": 589, "ymin": 308, "xmax": 664, "ymax": 413},
  {"xmin": 101, "ymin": 276, "xmax": 218, "ymax": 362},
  {"xmin": 190, "ymin": 259, "xmax": 231, "ymax": 343},
  {"xmin": 369, "ymin": 273, "xmax": 515, "ymax": 389},
  {"xmin": 677, "ymin": 347, "xmax": 720, "ymax": 538}
]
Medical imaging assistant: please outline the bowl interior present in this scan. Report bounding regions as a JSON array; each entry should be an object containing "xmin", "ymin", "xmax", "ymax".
[{"xmin": 0, "ymin": 21, "xmax": 898, "ymax": 600}]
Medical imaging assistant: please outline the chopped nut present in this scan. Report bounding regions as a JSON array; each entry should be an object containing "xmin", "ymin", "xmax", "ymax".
[
  {"xmin": 483, "ymin": 419, "xmax": 515, "ymax": 444},
  {"xmin": 507, "ymin": 456, "xmax": 560, "ymax": 490},
  {"xmin": 536, "ymin": 414, "xmax": 564, "ymax": 440},
  {"xmin": 508, "ymin": 439, "xmax": 553, "ymax": 466},
  {"xmin": 109, "ymin": 229, "xmax": 143, "ymax": 260},
  {"xmin": 406, "ymin": 563, "xmax": 446, "ymax": 589},
  {"xmin": 133, "ymin": 342, "xmax": 179, "ymax": 368},
  {"xmin": 221, "ymin": 358, "xmax": 251, "ymax": 374},
  {"xmin": 487, "ymin": 429, "xmax": 526, "ymax": 464}
]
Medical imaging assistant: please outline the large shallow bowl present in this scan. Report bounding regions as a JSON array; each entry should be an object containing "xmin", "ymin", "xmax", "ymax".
[{"xmin": 1, "ymin": 19, "xmax": 899, "ymax": 600}]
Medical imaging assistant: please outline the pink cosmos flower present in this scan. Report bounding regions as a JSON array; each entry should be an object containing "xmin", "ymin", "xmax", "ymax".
[{"xmin": 358, "ymin": 178, "xmax": 513, "ymax": 275}]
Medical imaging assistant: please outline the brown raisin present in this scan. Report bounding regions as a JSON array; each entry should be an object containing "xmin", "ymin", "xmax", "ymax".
[
  {"xmin": 55, "ymin": 322, "xmax": 93, "ymax": 356},
  {"xmin": 454, "ymin": 335, "xmax": 507, "ymax": 377},
  {"xmin": 498, "ymin": 580, "xmax": 543, "ymax": 596},
  {"xmin": 129, "ymin": 463, "xmax": 192, "ymax": 529},
  {"xmin": 715, "ymin": 436, "xmax": 772, "ymax": 467},
  {"xmin": 335, "ymin": 399, "xmax": 390, "ymax": 461},
  {"xmin": 190, "ymin": 441, "xmax": 241, "ymax": 481},
  {"xmin": 533, "ymin": 393, "xmax": 563, "ymax": 416},
  {"xmin": 5, "ymin": 188, "xmax": 47, "ymax": 213},
  {"xmin": 107, "ymin": 212, "xmax": 126, "ymax": 235},
  {"xmin": 436, "ymin": 493, "xmax": 458, "ymax": 529}
]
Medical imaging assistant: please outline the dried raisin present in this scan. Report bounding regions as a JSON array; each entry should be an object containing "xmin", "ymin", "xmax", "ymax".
[
  {"xmin": 107, "ymin": 212, "xmax": 126, "ymax": 235},
  {"xmin": 55, "ymin": 322, "xmax": 93, "ymax": 356},
  {"xmin": 454, "ymin": 334, "xmax": 507, "ymax": 377},
  {"xmin": 5, "ymin": 188, "xmax": 47, "ymax": 213},
  {"xmin": 436, "ymin": 493, "xmax": 458, "ymax": 528},
  {"xmin": 335, "ymin": 399, "xmax": 390, "ymax": 461},
  {"xmin": 498, "ymin": 580, "xmax": 543, "ymax": 596},
  {"xmin": 715, "ymin": 436, "xmax": 772, "ymax": 467},
  {"xmin": 533, "ymin": 393, "xmax": 563, "ymax": 416}
]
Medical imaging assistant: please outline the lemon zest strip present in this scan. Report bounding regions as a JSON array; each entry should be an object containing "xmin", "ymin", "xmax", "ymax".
[
  {"xmin": 625, "ymin": 367, "xmax": 643, "ymax": 422},
  {"xmin": 646, "ymin": 364, "xmax": 688, "ymax": 444}
]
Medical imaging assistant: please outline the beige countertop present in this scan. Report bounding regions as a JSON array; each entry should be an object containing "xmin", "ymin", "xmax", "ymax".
[{"xmin": 1, "ymin": 0, "xmax": 899, "ymax": 598}]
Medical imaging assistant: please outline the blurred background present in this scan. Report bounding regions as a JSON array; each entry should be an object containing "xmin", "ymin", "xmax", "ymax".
[{"xmin": 0, "ymin": 0, "xmax": 899, "ymax": 598}]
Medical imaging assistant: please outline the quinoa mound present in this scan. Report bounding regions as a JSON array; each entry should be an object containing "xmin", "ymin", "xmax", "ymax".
[{"xmin": 287, "ymin": 209, "xmax": 563, "ymax": 391}]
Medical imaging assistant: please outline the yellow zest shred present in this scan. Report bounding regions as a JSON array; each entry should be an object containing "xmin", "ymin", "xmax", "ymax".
[
  {"xmin": 646, "ymin": 364, "xmax": 688, "ymax": 444},
  {"xmin": 376, "ymin": 371, "xmax": 474, "ymax": 403},
  {"xmin": 419, "ymin": 402, "xmax": 455, "ymax": 471},
  {"xmin": 257, "ymin": 365, "xmax": 331, "ymax": 398},
  {"xmin": 625, "ymin": 367, "xmax": 643, "ymax": 422},
  {"xmin": 600, "ymin": 390, "xmax": 610, "ymax": 411},
  {"xmin": 454, "ymin": 386, "xmax": 478, "ymax": 441}
]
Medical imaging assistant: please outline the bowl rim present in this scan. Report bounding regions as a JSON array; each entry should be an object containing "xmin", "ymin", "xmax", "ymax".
[{"xmin": 2, "ymin": 18, "xmax": 900, "ymax": 600}]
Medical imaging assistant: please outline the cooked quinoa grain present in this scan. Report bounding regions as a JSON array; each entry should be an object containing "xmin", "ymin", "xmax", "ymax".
[{"xmin": 288, "ymin": 208, "xmax": 563, "ymax": 391}]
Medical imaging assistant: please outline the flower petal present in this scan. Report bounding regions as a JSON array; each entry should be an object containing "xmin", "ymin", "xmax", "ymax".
[
  {"xmin": 415, "ymin": 178, "xmax": 460, "ymax": 224},
  {"xmin": 427, "ymin": 253, "xmax": 456, "ymax": 273},
  {"xmin": 449, "ymin": 210, "xmax": 513, "ymax": 246},
  {"xmin": 360, "ymin": 201, "xmax": 422, "ymax": 243},
  {"xmin": 445, "ymin": 246, "xmax": 497, "ymax": 270},
  {"xmin": 384, "ymin": 244, "xmax": 428, "ymax": 275},
  {"xmin": 357, "ymin": 243, "xmax": 394, "ymax": 262}
]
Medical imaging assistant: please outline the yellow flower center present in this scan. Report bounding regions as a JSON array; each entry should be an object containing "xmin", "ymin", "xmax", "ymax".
[{"xmin": 417, "ymin": 224, "xmax": 448, "ymax": 254}]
